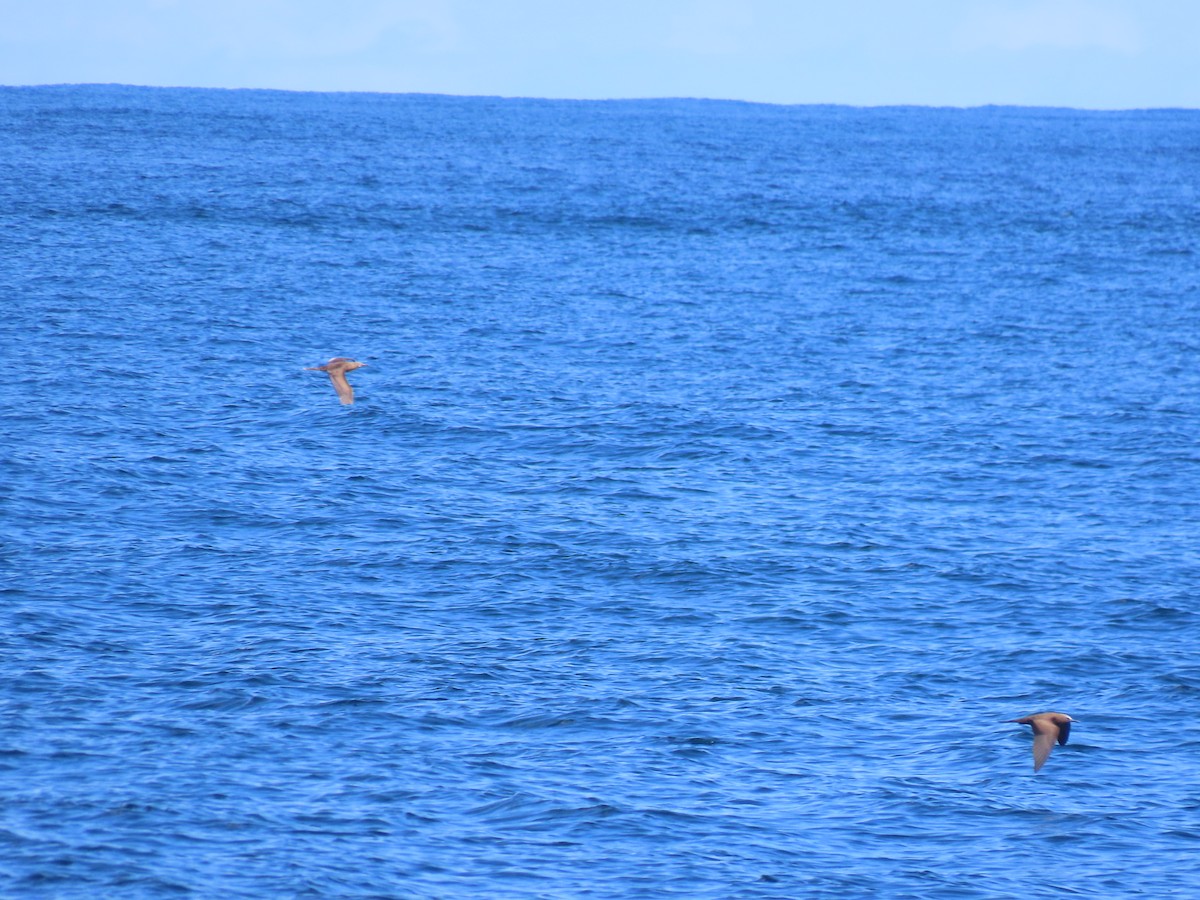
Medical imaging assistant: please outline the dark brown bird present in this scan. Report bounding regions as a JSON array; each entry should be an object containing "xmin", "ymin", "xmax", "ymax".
[
  {"xmin": 306, "ymin": 357, "xmax": 367, "ymax": 405},
  {"xmin": 1009, "ymin": 712, "xmax": 1074, "ymax": 772}
]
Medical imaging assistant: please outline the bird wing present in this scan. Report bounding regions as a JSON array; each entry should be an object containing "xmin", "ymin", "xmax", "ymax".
[
  {"xmin": 328, "ymin": 371, "xmax": 355, "ymax": 404},
  {"xmin": 1031, "ymin": 723, "xmax": 1059, "ymax": 771},
  {"xmin": 1057, "ymin": 720, "xmax": 1071, "ymax": 746}
]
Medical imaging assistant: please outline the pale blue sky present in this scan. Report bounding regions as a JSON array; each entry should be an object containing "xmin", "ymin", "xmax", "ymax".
[{"xmin": 2, "ymin": 0, "xmax": 1197, "ymax": 108}]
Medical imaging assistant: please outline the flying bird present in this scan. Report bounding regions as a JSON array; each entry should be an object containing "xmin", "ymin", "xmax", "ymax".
[
  {"xmin": 1009, "ymin": 712, "xmax": 1074, "ymax": 772},
  {"xmin": 306, "ymin": 357, "xmax": 367, "ymax": 405}
]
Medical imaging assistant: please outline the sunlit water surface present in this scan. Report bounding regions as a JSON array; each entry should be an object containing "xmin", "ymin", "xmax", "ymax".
[{"xmin": 3, "ymin": 86, "xmax": 1200, "ymax": 898}]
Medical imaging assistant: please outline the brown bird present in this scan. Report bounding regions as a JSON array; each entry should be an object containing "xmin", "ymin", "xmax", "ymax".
[
  {"xmin": 306, "ymin": 357, "xmax": 367, "ymax": 405},
  {"xmin": 1009, "ymin": 712, "xmax": 1074, "ymax": 772}
]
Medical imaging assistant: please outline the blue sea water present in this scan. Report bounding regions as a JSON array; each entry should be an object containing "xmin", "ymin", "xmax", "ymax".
[{"xmin": 2, "ymin": 84, "xmax": 1200, "ymax": 898}]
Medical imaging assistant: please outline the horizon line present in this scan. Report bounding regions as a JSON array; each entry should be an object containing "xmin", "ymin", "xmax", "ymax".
[{"xmin": 2, "ymin": 81, "xmax": 1196, "ymax": 113}]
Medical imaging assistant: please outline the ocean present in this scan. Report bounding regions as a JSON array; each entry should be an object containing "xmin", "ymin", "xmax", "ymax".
[{"xmin": 2, "ymin": 85, "xmax": 1199, "ymax": 898}]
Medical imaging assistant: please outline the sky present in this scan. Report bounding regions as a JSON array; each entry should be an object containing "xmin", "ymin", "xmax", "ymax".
[{"xmin": 1, "ymin": 0, "xmax": 1198, "ymax": 108}]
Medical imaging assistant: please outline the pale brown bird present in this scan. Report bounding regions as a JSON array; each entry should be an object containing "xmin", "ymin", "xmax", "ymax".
[
  {"xmin": 306, "ymin": 357, "xmax": 367, "ymax": 405},
  {"xmin": 1009, "ymin": 712, "xmax": 1074, "ymax": 772}
]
